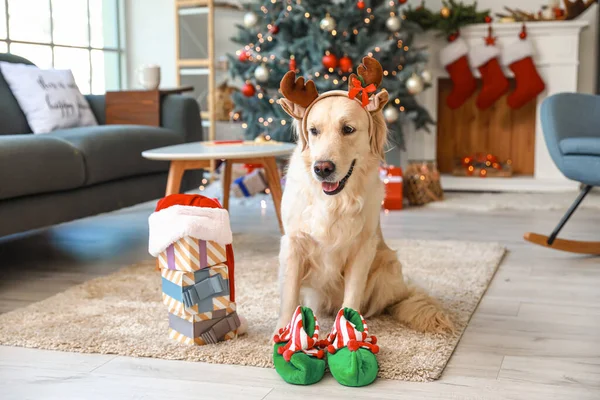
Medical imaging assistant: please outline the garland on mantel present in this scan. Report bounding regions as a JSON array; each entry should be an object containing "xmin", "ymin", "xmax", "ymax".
[{"xmin": 404, "ymin": 0, "xmax": 491, "ymax": 39}]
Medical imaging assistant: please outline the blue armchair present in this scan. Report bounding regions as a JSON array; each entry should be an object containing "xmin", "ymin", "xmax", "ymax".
[{"xmin": 524, "ymin": 93, "xmax": 600, "ymax": 254}]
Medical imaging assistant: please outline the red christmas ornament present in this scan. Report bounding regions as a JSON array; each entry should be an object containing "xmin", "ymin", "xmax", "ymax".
[
  {"xmin": 553, "ymin": 7, "xmax": 565, "ymax": 18},
  {"xmin": 289, "ymin": 57, "xmax": 297, "ymax": 71},
  {"xmin": 399, "ymin": 0, "xmax": 407, "ymax": 4},
  {"xmin": 241, "ymin": 82, "xmax": 256, "ymax": 97},
  {"xmin": 448, "ymin": 32, "xmax": 459, "ymax": 42},
  {"xmin": 519, "ymin": 24, "xmax": 527, "ymax": 39},
  {"xmin": 238, "ymin": 51, "xmax": 248, "ymax": 62},
  {"xmin": 484, "ymin": 26, "xmax": 497, "ymax": 46},
  {"xmin": 322, "ymin": 53, "xmax": 338, "ymax": 69},
  {"xmin": 484, "ymin": 15, "xmax": 492, "ymax": 23},
  {"xmin": 357, "ymin": 0, "xmax": 365, "ymax": 9},
  {"xmin": 339, "ymin": 56, "xmax": 352, "ymax": 73},
  {"xmin": 269, "ymin": 24, "xmax": 279, "ymax": 34}
]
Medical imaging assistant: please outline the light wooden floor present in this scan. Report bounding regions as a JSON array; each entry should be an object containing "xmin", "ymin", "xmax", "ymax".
[{"xmin": 1, "ymin": 195, "xmax": 599, "ymax": 399}]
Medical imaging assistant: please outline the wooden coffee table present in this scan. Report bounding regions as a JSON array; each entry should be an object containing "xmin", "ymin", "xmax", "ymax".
[{"xmin": 142, "ymin": 141, "xmax": 296, "ymax": 233}]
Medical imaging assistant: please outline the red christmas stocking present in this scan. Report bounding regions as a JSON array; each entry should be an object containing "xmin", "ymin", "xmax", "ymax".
[
  {"xmin": 503, "ymin": 27, "xmax": 545, "ymax": 109},
  {"xmin": 440, "ymin": 37, "xmax": 477, "ymax": 109},
  {"xmin": 468, "ymin": 29, "xmax": 509, "ymax": 110}
]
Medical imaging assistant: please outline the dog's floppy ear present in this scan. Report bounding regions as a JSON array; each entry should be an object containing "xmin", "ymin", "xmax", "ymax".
[
  {"xmin": 366, "ymin": 89, "xmax": 389, "ymax": 114},
  {"xmin": 291, "ymin": 119, "xmax": 309, "ymax": 151},
  {"xmin": 278, "ymin": 98, "xmax": 306, "ymax": 120},
  {"xmin": 370, "ymin": 113, "xmax": 388, "ymax": 162}
]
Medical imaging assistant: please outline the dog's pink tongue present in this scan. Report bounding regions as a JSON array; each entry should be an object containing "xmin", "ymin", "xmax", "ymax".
[{"xmin": 322, "ymin": 182, "xmax": 339, "ymax": 192}]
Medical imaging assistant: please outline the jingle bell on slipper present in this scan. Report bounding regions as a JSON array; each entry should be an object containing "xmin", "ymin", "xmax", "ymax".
[{"xmin": 148, "ymin": 194, "xmax": 244, "ymax": 346}]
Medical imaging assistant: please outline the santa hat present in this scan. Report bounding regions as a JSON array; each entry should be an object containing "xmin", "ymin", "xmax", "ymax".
[{"xmin": 148, "ymin": 194, "xmax": 233, "ymax": 257}]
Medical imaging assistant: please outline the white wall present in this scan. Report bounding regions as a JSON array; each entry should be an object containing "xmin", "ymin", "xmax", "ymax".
[{"xmin": 124, "ymin": 0, "xmax": 177, "ymax": 89}]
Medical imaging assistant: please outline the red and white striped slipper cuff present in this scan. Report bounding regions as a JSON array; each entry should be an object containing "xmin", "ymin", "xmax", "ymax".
[
  {"xmin": 274, "ymin": 306, "xmax": 324, "ymax": 361},
  {"xmin": 326, "ymin": 308, "xmax": 379, "ymax": 354}
]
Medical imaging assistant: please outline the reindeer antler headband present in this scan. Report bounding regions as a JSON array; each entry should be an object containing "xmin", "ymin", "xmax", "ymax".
[{"xmin": 278, "ymin": 56, "xmax": 389, "ymax": 149}]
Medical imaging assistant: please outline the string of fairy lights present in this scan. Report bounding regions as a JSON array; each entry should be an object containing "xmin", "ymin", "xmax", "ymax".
[{"xmin": 233, "ymin": 0, "xmax": 430, "ymax": 133}]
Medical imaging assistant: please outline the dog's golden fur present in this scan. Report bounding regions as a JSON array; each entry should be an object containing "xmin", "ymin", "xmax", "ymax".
[{"xmin": 276, "ymin": 92, "xmax": 454, "ymax": 335}]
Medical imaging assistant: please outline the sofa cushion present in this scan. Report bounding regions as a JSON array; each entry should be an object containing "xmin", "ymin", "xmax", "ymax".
[
  {"xmin": 0, "ymin": 53, "xmax": 34, "ymax": 135},
  {"xmin": 0, "ymin": 135, "xmax": 86, "ymax": 200},
  {"xmin": 559, "ymin": 137, "xmax": 600, "ymax": 157},
  {"xmin": 48, "ymin": 125, "xmax": 183, "ymax": 186},
  {"xmin": 0, "ymin": 62, "xmax": 98, "ymax": 134}
]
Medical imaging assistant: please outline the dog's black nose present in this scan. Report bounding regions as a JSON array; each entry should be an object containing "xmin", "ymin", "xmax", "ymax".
[{"xmin": 313, "ymin": 160, "xmax": 336, "ymax": 179}]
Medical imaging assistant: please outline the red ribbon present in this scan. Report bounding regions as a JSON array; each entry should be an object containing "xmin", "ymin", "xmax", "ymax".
[{"xmin": 348, "ymin": 76, "xmax": 377, "ymax": 107}]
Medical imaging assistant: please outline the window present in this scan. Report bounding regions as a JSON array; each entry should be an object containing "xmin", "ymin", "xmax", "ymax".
[{"xmin": 0, "ymin": 0, "xmax": 124, "ymax": 94}]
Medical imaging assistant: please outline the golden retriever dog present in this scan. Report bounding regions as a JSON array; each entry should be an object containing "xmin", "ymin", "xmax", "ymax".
[{"xmin": 275, "ymin": 57, "xmax": 453, "ymax": 335}]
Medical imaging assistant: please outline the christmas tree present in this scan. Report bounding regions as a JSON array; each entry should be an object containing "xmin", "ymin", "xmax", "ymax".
[{"xmin": 227, "ymin": 0, "xmax": 434, "ymax": 150}]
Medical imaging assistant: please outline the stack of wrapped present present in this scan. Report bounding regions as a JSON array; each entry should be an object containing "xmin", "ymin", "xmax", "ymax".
[{"xmin": 148, "ymin": 194, "xmax": 241, "ymax": 345}]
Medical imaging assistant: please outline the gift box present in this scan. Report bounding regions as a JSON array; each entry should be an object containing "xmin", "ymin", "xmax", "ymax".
[
  {"xmin": 380, "ymin": 165, "xmax": 403, "ymax": 210},
  {"xmin": 161, "ymin": 263, "xmax": 236, "ymax": 316},
  {"xmin": 157, "ymin": 236, "xmax": 227, "ymax": 272},
  {"xmin": 232, "ymin": 168, "xmax": 268, "ymax": 198},
  {"xmin": 168, "ymin": 311, "xmax": 240, "ymax": 345},
  {"xmin": 149, "ymin": 194, "xmax": 241, "ymax": 346}
]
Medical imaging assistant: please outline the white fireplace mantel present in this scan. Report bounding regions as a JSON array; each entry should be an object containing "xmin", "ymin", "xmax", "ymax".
[{"xmin": 405, "ymin": 20, "xmax": 589, "ymax": 192}]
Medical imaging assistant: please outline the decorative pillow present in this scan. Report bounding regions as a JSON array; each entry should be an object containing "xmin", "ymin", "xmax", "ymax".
[{"xmin": 0, "ymin": 62, "xmax": 98, "ymax": 134}]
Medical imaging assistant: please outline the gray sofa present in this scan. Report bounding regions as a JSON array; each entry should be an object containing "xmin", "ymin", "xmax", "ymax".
[{"xmin": 0, "ymin": 53, "xmax": 203, "ymax": 238}]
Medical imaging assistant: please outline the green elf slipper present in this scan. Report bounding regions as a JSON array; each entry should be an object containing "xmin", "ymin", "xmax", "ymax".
[
  {"xmin": 325, "ymin": 307, "xmax": 380, "ymax": 387},
  {"xmin": 273, "ymin": 306, "xmax": 326, "ymax": 385}
]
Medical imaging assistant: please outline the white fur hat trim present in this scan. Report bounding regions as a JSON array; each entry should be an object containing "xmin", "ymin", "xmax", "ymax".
[{"xmin": 148, "ymin": 205, "xmax": 232, "ymax": 257}]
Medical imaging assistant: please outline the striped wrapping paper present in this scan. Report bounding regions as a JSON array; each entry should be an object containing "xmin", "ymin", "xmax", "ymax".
[
  {"xmin": 168, "ymin": 327, "xmax": 238, "ymax": 346},
  {"xmin": 167, "ymin": 311, "xmax": 241, "ymax": 345},
  {"xmin": 161, "ymin": 264, "xmax": 235, "ymax": 316},
  {"xmin": 157, "ymin": 236, "xmax": 227, "ymax": 272}
]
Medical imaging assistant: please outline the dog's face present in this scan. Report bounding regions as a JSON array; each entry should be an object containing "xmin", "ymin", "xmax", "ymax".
[
  {"xmin": 280, "ymin": 86, "xmax": 389, "ymax": 196},
  {"xmin": 303, "ymin": 96, "xmax": 371, "ymax": 195}
]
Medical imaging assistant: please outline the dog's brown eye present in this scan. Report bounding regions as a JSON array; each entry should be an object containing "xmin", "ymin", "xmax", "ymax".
[
  {"xmin": 342, "ymin": 125, "xmax": 355, "ymax": 135},
  {"xmin": 309, "ymin": 127, "xmax": 319, "ymax": 136}
]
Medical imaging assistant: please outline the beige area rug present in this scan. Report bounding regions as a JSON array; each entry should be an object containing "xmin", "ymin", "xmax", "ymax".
[
  {"xmin": 0, "ymin": 235, "xmax": 505, "ymax": 382},
  {"xmin": 426, "ymin": 191, "xmax": 600, "ymax": 212}
]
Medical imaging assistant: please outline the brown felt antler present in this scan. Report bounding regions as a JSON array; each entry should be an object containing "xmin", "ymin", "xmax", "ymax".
[
  {"xmin": 280, "ymin": 71, "xmax": 319, "ymax": 108},
  {"xmin": 349, "ymin": 56, "xmax": 384, "ymax": 92}
]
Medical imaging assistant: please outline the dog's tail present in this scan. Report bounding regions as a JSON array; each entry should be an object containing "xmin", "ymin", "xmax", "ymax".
[{"xmin": 388, "ymin": 285, "xmax": 455, "ymax": 334}]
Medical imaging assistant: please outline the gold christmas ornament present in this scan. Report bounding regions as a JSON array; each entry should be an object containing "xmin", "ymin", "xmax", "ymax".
[
  {"xmin": 243, "ymin": 12, "xmax": 258, "ymax": 28},
  {"xmin": 420, "ymin": 69, "xmax": 432, "ymax": 85},
  {"xmin": 440, "ymin": 6, "xmax": 451, "ymax": 18},
  {"xmin": 319, "ymin": 14, "xmax": 336, "ymax": 32},
  {"xmin": 406, "ymin": 72, "xmax": 424, "ymax": 94},
  {"xmin": 254, "ymin": 64, "xmax": 270, "ymax": 82},
  {"xmin": 383, "ymin": 106, "xmax": 400, "ymax": 123},
  {"xmin": 385, "ymin": 15, "xmax": 402, "ymax": 32}
]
